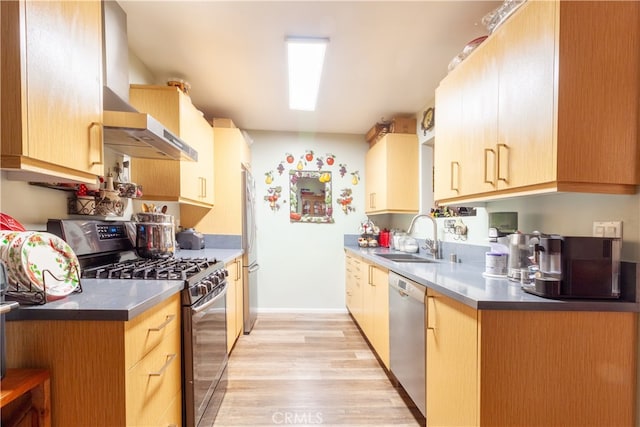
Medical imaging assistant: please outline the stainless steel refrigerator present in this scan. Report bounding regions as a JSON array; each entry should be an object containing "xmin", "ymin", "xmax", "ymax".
[{"xmin": 242, "ymin": 166, "xmax": 259, "ymax": 333}]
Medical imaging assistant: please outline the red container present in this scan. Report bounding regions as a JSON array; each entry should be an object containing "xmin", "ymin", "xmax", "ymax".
[{"xmin": 379, "ymin": 230, "xmax": 390, "ymax": 248}]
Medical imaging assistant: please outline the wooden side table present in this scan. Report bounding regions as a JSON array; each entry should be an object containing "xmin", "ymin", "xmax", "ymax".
[{"xmin": 1, "ymin": 368, "xmax": 51, "ymax": 427}]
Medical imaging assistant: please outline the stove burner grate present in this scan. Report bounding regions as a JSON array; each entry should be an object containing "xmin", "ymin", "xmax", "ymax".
[{"xmin": 82, "ymin": 257, "xmax": 215, "ymax": 281}]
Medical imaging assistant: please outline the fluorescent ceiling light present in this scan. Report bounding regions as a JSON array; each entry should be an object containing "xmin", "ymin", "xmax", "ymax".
[{"xmin": 287, "ymin": 37, "xmax": 328, "ymax": 111}]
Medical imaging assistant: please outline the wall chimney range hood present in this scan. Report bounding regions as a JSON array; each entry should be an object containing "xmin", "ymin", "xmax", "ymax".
[{"xmin": 101, "ymin": 1, "xmax": 197, "ymax": 162}]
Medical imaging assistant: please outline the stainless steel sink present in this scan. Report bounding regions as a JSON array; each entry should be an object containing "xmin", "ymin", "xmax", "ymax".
[{"xmin": 375, "ymin": 253, "xmax": 436, "ymax": 263}]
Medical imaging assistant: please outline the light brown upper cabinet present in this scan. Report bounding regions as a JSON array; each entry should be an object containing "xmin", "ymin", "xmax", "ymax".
[
  {"xmin": 365, "ymin": 133, "xmax": 419, "ymax": 214},
  {"xmin": 130, "ymin": 85, "xmax": 214, "ymax": 208},
  {"xmin": 1, "ymin": 0, "xmax": 104, "ymax": 183},
  {"xmin": 180, "ymin": 126, "xmax": 251, "ymax": 232},
  {"xmin": 210, "ymin": 127, "xmax": 251, "ymax": 233},
  {"xmin": 434, "ymin": 0, "xmax": 640, "ymax": 204}
]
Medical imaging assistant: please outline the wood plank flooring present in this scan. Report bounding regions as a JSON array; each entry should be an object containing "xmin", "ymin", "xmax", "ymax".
[{"xmin": 209, "ymin": 313, "xmax": 424, "ymax": 426}]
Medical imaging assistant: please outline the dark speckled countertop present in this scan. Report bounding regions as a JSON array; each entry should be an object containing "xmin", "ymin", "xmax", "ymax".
[
  {"xmin": 345, "ymin": 246, "xmax": 640, "ymax": 312},
  {"xmin": 6, "ymin": 248, "xmax": 244, "ymax": 322}
]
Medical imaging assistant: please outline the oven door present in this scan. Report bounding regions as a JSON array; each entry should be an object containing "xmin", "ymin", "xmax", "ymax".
[{"xmin": 183, "ymin": 284, "xmax": 228, "ymax": 427}]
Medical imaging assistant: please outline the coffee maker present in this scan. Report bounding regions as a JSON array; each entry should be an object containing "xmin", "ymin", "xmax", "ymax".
[
  {"xmin": 506, "ymin": 232, "xmax": 541, "ymax": 282},
  {"xmin": 522, "ymin": 236, "xmax": 621, "ymax": 299}
]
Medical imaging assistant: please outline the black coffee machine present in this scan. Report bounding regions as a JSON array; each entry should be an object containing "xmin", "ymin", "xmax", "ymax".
[{"xmin": 522, "ymin": 236, "xmax": 621, "ymax": 299}]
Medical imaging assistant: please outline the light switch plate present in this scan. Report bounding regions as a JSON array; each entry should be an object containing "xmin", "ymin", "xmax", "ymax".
[{"xmin": 592, "ymin": 221, "xmax": 622, "ymax": 238}]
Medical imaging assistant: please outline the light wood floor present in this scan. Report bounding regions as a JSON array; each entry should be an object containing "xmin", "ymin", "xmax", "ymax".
[{"xmin": 210, "ymin": 313, "xmax": 424, "ymax": 426}]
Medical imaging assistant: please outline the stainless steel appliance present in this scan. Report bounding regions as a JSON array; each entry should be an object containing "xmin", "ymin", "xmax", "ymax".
[
  {"xmin": 507, "ymin": 232, "xmax": 541, "ymax": 282},
  {"xmin": 523, "ymin": 236, "xmax": 621, "ymax": 299},
  {"xmin": 177, "ymin": 228, "xmax": 206, "ymax": 250},
  {"xmin": 389, "ymin": 271, "xmax": 426, "ymax": 417},
  {"xmin": 242, "ymin": 167, "xmax": 259, "ymax": 334},
  {"xmin": 101, "ymin": 0, "xmax": 198, "ymax": 162},
  {"xmin": 132, "ymin": 212, "xmax": 176, "ymax": 258},
  {"xmin": 46, "ymin": 219, "xmax": 228, "ymax": 426}
]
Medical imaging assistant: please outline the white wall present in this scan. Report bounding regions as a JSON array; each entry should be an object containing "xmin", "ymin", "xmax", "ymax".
[{"xmin": 249, "ymin": 130, "xmax": 368, "ymax": 312}]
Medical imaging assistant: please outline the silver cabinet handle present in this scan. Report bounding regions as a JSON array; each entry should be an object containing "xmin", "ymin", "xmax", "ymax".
[
  {"xmin": 235, "ymin": 259, "xmax": 242, "ymax": 281},
  {"xmin": 484, "ymin": 148, "xmax": 496, "ymax": 185},
  {"xmin": 426, "ymin": 295, "xmax": 436, "ymax": 331},
  {"xmin": 497, "ymin": 143, "xmax": 509, "ymax": 183},
  {"xmin": 149, "ymin": 314, "xmax": 176, "ymax": 332},
  {"xmin": 89, "ymin": 122, "xmax": 104, "ymax": 166},
  {"xmin": 0, "ymin": 302, "xmax": 19, "ymax": 315},
  {"xmin": 450, "ymin": 161, "xmax": 460, "ymax": 192},
  {"xmin": 149, "ymin": 353, "xmax": 176, "ymax": 377}
]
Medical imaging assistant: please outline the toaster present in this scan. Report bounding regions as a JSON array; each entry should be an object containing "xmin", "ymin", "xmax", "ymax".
[{"xmin": 176, "ymin": 228, "xmax": 205, "ymax": 250}]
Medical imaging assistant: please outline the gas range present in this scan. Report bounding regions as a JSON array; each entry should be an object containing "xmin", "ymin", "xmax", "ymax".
[{"xmin": 47, "ymin": 219, "xmax": 227, "ymax": 306}]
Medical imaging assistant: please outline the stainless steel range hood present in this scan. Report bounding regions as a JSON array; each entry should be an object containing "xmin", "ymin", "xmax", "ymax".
[{"xmin": 101, "ymin": 0, "xmax": 197, "ymax": 162}]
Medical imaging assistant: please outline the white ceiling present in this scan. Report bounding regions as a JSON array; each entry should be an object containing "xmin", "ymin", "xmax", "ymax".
[{"xmin": 119, "ymin": 1, "xmax": 500, "ymax": 135}]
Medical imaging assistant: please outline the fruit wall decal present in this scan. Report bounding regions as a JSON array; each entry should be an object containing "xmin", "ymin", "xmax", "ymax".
[
  {"xmin": 264, "ymin": 186, "xmax": 284, "ymax": 211},
  {"xmin": 337, "ymin": 188, "xmax": 355, "ymax": 214},
  {"xmin": 305, "ymin": 150, "xmax": 314, "ymax": 162},
  {"xmin": 351, "ymin": 171, "xmax": 360, "ymax": 185},
  {"xmin": 285, "ymin": 153, "xmax": 294, "ymax": 164},
  {"xmin": 262, "ymin": 149, "xmax": 358, "ymax": 220}
]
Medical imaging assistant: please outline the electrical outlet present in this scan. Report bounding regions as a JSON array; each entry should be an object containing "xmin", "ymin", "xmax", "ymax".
[{"xmin": 592, "ymin": 221, "xmax": 622, "ymax": 238}]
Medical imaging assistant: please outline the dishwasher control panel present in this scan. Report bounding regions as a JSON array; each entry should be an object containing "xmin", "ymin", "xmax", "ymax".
[{"xmin": 389, "ymin": 272, "xmax": 426, "ymax": 301}]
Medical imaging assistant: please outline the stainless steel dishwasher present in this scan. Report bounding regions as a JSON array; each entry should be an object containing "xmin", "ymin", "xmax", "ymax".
[{"xmin": 389, "ymin": 271, "xmax": 426, "ymax": 417}]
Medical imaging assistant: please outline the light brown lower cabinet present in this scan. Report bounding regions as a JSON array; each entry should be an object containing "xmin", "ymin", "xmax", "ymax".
[
  {"xmin": 345, "ymin": 253, "xmax": 389, "ymax": 369},
  {"xmin": 6, "ymin": 294, "xmax": 182, "ymax": 427},
  {"xmin": 226, "ymin": 256, "xmax": 244, "ymax": 353},
  {"xmin": 426, "ymin": 289, "xmax": 637, "ymax": 426}
]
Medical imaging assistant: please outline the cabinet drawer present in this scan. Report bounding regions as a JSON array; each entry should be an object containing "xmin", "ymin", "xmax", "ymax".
[
  {"xmin": 125, "ymin": 295, "xmax": 181, "ymax": 369},
  {"xmin": 156, "ymin": 389, "xmax": 182, "ymax": 427},
  {"xmin": 126, "ymin": 329, "xmax": 182, "ymax": 426}
]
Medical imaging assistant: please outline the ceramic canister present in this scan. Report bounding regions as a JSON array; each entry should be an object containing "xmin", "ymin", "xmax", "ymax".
[{"xmin": 485, "ymin": 252, "xmax": 508, "ymax": 276}]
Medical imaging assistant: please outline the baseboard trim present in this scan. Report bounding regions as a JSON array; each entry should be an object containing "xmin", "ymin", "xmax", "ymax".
[{"xmin": 257, "ymin": 307, "xmax": 349, "ymax": 314}]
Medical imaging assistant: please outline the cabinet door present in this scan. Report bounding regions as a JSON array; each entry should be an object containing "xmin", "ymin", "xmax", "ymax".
[
  {"xmin": 225, "ymin": 261, "xmax": 237, "ymax": 354},
  {"xmin": 361, "ymin": 261, "xmax": 374, "ymax": 339},
  {"xmin": 6, "ymin": 0, "xmax": 103, "ymax": 178},
  {"xmin": 179, "ymin": 97, "xmax": 214, "ymax": 205},
  {"xmin": 365, "ymin": 134, "xmax": 418, "ymax": 214},
  {"xmin": 495, "ymin": 0, "xmax": 556, "ymax": 190},
  {"xmin": 126, "ymin": 329, "xmax": 182, "ymax": 426},
  {"xmin": 460, "ymin": 41, "xmax": 499, "ymax": 196},
  {"xmin": 130, "ymin": 86, "xmax": 214, "ymax": 207},
  {"xmin": 434, "ymin": 71, "xmax": 463, "ymax": 201},
  {"xmin": 371, "ymin": 265, "xmax": 389, "ymax": 368},
  {"xmin": 209, "ymin": 128, "xmax": 250, "ymax": 233},
  {"xmin": 364, "ymin": 140, "xmax": 386, "ymax": 212},
  {"xmin": 385, "ymin": 134, "xmax": 419, "ymax": 213},
  {"xmin": 346, "ymin": 255, "xmax": 364, "ymax": 325},
  {"xmin": 426, "ymin": 290, "xmax": 478, "ymax": 427},
  {"xmin": 234, "ymin": 258, "xmax": 244, "ymax": 339}
]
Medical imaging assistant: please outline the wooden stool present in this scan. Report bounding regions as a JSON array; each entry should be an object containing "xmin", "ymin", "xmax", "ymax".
[{"xmin": 1, "ymin": 369, "xmax": 51, "ymax": 427}]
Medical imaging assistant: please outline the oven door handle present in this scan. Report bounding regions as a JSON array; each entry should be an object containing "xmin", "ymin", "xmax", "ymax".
[{"xmin": 192, "ymin": 283, "xmax": 228, "ymax": 314}]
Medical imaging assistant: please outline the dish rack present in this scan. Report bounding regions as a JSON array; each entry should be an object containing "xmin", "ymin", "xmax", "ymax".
[{"xmin": 5, "ymin": 267, "xmax": 83, "ymax": 305}]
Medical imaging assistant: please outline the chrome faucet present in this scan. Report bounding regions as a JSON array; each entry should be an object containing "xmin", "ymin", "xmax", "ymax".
[{"xmin": 407, "ymin": 214, "xmax": 440, "ymax": 259}]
